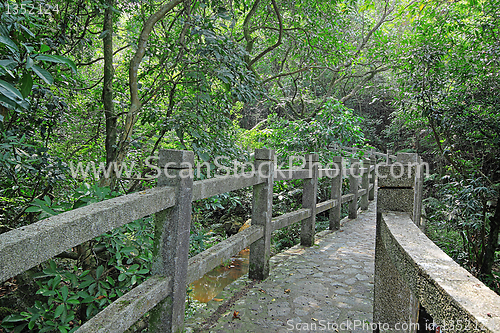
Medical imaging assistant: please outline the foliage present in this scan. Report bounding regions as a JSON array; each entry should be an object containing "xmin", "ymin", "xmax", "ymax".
[
  {"xmin": 0, "ymin": 185, "xmax": 154, "ymax": 332},
  {"xmin": 263, "ymin": 98, "xmax": 365, "ymax": 163},
  {"xmin": 392, "ymin": 0, "xmax": 500, "ymax": 279},
  {"xmin": 0, "ymin": 131, "xmax": 68, "ymax": 231}
]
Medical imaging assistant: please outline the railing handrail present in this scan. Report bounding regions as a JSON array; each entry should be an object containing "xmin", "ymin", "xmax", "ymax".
[{"xmin": 379, "ymin": 211, "xmax": 500, "ymax": 332}]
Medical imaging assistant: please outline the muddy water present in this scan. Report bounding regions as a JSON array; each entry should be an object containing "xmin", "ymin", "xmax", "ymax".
[{"xmin": 189, "ymin": 248, "xmax": 250, "ymax": 303}]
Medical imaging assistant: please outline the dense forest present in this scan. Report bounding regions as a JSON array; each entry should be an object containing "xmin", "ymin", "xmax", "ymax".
[{"xmin": 0, "ymin": 0, "xmax": 499, "ymax": 331}]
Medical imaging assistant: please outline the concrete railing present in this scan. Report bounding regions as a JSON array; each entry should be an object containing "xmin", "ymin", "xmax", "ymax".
[
  {"xmin": 330, "ymin": 144, "xmax": 398, "ymax": 164},
  {"xmin": 373, "ymin": 153, "xmax": 500, "ymax": 332},
  {"xmin": 0, "ymin": 148, "xmax": 377, "ymax": 333}
]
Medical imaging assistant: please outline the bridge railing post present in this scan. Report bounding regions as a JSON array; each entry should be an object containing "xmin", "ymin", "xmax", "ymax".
[
  {"xmin": 301, "ymin": 153, "xmax": 319, "ymax": 246},
  {"xmin": 249, "ymin": 148, "xmax": 275, "ymax": 280},
  {"xmin": 369, "ymin": 156, "xmax": 376, "ymax": 201},
  {"xmin": 360, "ymin": 159, "xmax": 369, "ymax": 210},
  {"xmin": 348, "ymin": 158, "xmax": 360, "ymax": 219},
  {"xmin": 386, "ymin": 149, "xmax": 392, "ymax": 165},
  {"xmin": 149, "ymin": 150, "xmax": 194, "ymax": 333},
  {"xmin": 414, "ymin": 155, "xmax": 425, "ymax": 229},
  {"xmin": 329, "ymin": 156, "xmax": 343, "ymax": 230}
]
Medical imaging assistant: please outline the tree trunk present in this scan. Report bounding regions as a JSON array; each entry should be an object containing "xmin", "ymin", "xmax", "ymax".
[
  {"xmin": 480, "ymin": 196, "xmax": 500, "ymax": 276},
  {"xmin": 103, "ymin": 0, "xmax": 116, "ymax": 165},
  {"xmin": 102, "ymin": 0, "xmax": 117, "ymax": 187}
]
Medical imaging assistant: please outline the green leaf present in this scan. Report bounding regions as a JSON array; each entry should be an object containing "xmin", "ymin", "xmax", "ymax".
[
  {"xmin": 20, "ymin": 73, "xmax": 33, "ymax": 98},
  {"xmin": 28, "ymin": 316, "xmax": 37, "ymax": 329},
  {"xmin": 40, "ymin": 44, "xmax": 51, "ymax": 53},
  {"xmin": 51, "ymin": 275, "xmax": 61, "ymax": 289},
  {"xmin": 0, "ymin": 59, "xmax": 17, "ymax": 69},
  {"xmin": 0, "ymin": 95, "xmax": 17, "ymax": 109},
  {"xmin": 98, "ymin": 30, "xmax": 109, "ymax": 39},
  {"xmin": 99, "ymin": 280, "xmax": 110, "ymax": 289},
  {"xmin": 61, "ymin": 285, "xmax": 68, "ymax": 301},
  {"xmin": 32, "ymin": 65, "xmax": 54, "ymax": 85},
  {"xmin": 2, "ymin": 314, "xmax": 27, "ymax": 323},
  {"xmin": 40, "ymin": 204, "xmax": 57, "ymax": 216},
  {"xmin": 0, "ymin": 35, "xmax": 19, "ymax": 53},
  {"xmin": 50, "ymin": 260, "xmax": 57, "ymax": 271},
  {"xmin": 26, "ymin": 57, "xmax": 34, "ymax": 69},
  {"xmin": 25, "ymin": 206, "xmax": 42, "ymax": 213},
  {"xmin": 107, "ymin": 276, "xmax": 115, "ymax": 286},
  {"xmin": 128, "ymin": 264, "xmax": 139, "ymax": 271},
  {"xmin": 81, "ymin": 296, "xmax": 95, "ymax": 303},
  {"xmin": 19, "ymin": 25, "xmax": 35, "ymax": 38},
  {"xmin": 54, "ymin": 304, "xmax": 65, "ymax": 318},
  {"xmin": 0, "ymin": 79, "xmax": 23, "ymax": 101},
  {"xmin": 96, "ymin": 265, "xmax": 104, "ymax": 279},
  {"xmin": 36, "ymin": 54, "xmax": 77, "ymax": 74}
]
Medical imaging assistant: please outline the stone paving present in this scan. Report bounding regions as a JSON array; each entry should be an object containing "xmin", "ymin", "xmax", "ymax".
[{"xmin": 185, "ymin": 200, "xmax": 376, "ymax": 333}]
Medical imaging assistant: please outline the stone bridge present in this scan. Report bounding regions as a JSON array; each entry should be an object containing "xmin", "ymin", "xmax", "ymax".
[{"xmin": 1, "ymin": 148, "xmax": 499, "ymax": 332}]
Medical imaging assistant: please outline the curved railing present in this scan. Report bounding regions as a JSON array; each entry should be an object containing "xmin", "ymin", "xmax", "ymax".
[
  {"xmin": 377, "ymin": 211, "xmax": 500, "ymax": 332},
  {"xmin": 374, "ymin": 153, "xmax": 500, "ymax": 332}
]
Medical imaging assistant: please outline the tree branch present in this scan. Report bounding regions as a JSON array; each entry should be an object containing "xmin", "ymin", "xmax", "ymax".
[
  {"xmin": 249, "ymin": 0, "xmax": 283, "ymax": 66},
  {"xmin": 115, "ymin": 0, "xmax": 185, "ymax": 165}
]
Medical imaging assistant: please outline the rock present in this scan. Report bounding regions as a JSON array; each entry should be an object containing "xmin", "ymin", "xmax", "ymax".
[
  {"xmin": 223, "ymin": 216, "xmax": 245, "ymax": 236},
  {"xmin": 238, "ymin": 219, "xmax": 252, "ymax": 232}
]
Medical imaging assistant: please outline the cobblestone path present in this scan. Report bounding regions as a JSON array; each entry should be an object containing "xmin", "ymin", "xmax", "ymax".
[{"xmin": 185, "ymin": 200, "xmax": 376, "ymax": 333}]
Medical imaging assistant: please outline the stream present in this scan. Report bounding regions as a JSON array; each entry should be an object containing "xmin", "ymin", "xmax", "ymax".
[{"xmin": 189, "ymin": 248, "xmax": 250, "ymax": 303}]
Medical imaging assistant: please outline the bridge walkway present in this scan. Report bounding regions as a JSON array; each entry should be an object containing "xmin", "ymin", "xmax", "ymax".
[{"xmin": 185, "ymin": 199, "xmax": 377, "ymax": 333}]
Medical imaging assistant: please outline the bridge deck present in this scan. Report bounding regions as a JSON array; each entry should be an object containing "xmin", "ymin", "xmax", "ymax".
[{"xmin": 186, "ymin": 200, "xmax": 377, "ymax": 333}]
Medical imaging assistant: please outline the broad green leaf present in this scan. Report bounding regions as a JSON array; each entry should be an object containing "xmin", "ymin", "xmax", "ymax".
[
  {"xmin": 128, "ymin": 264, "xmax": 139, "ymax": 271},
  {"xmin": 19, "ymin": 25, "xmax": 35, "ymax": 38},
  {"xmin": 0, "ymin": 35, "xmax": 19, "ymax": 53},
  {"xmin": 0, "ymin": 95, "xmax": 17, "ymax": 108},
  {"xmin": 107, "ymin": 276, "xmax": 115, "ymax": 286},
  {"xmin": 0, "ymin": 79, "xmax": 23, "ymax": 101},
  {"xmin": 29, "ymin": 316, "xmax": 37, "ymax": 329},
  {"xmin": 2, "ymin": 314, "xmax": 27, "ymax": 323},
  {"xmin": 20, "ymin": 73, "xmax": 33, "ymax": 98},
  {"xmin": 54, "ymin": 304, "xmax": 65, "ymax": 318},
  {"xmin": 0, "ymin": 59, "xmax": 17, "ymax": 69},
  {"xmin": 40, "ymin": 204, "xmax": 57, "ymax": 216},
  {"xmin": 99, "ymin": 30, "xmax": 109, "ymax": 39},
  {"xmin": 32, "ymin": 65, "xmax": 54, "ymax": 85},
  {"xmin": 26, "ymin": 57, "xmax": 34, "ymax": 69},
  {"xmin": 39, "ymin": 290, "xmax": 56, "ymax": 296},
  {"xmin": 61, "ymin": 285, "xmax": 69, "ymax": 301},
  {"xmin": 96, "ymin": 265, "xmax": 104, "ymax": 279},
  {"xmin": 36, "ymin": 54, "xmax": 77, "ymax": 74},
  {"xmin": 25, "ymin": 206, "xmax": 42, "ymax": 213},
  {"xmin": 40, "ymin": 44, "xmax": 50, "ymax": 53}
]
